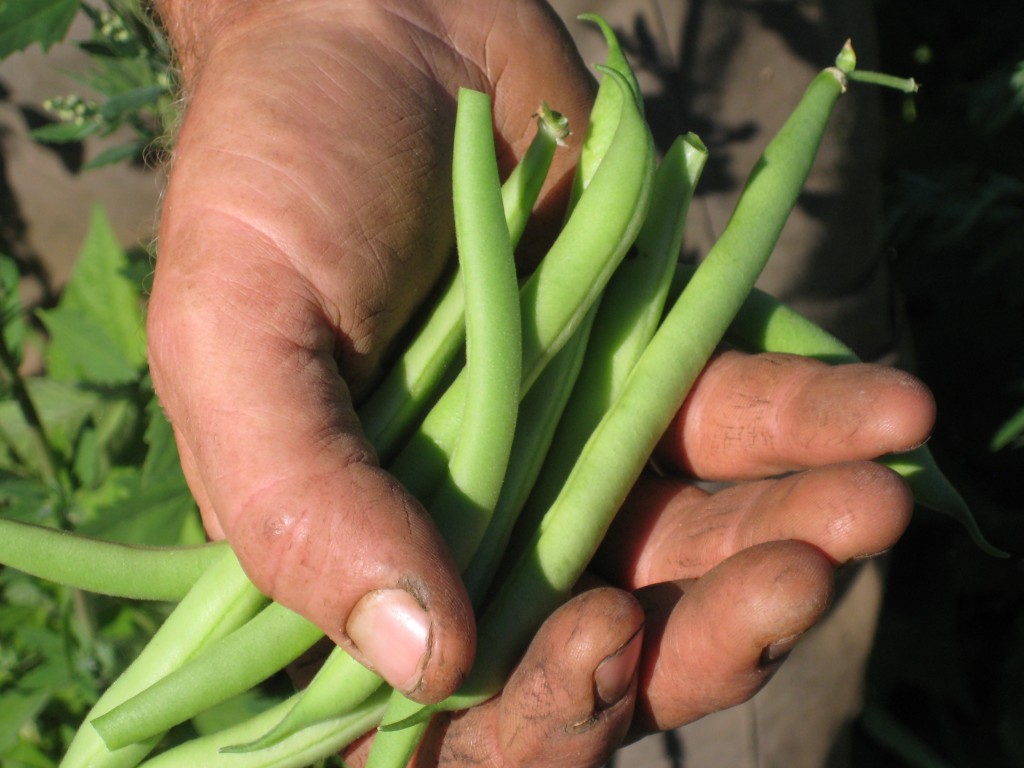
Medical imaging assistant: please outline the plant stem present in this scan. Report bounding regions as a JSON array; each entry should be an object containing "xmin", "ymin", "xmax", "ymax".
[{"xmin": 0, "ymin": 327, "xmax": 65, "ymax": 493}]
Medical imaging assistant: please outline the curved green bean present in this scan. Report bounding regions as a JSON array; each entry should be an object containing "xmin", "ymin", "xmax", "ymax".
[
  {"xmin": 0, "ymin": 517, "xmax": 226, "ymax": 601},
  {"xmin": 357, "ymin": 103, "xmax": 568, "ymax": 463},
  {"xmin": 137, "ymin": 686, "xmax": 391, "ymax": 768},
  {"xmin": 63, "ymin": 547, "xmax": 266, "ymax": 768},
  {"xmin": 570, "ymin": 13, "xmax": 643, "ymax": 201},
  {"xmin": 428, "ymin": 87, "xmax": 522, "ymax": 569},
  {"xmin": 90, "ymin": 601, "xmax": 323, "ymax": 751}
]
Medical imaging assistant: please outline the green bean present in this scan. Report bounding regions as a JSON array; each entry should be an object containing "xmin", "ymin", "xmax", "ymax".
[
  {"xmin": 0, "ymin": 517, "xmax": 226, "ymax": 601},
  {"xmin": 515, "ymin": 133, "xmax": 707, "ymax": 544},
  {"xmin": 428, "ymin": 87, "xmax": 522, "ymax": 569},
  {"xmin": 221, "ymin": 648, "xmax": 383, "ymax": 754},
  {"xmin": 137, "ymin": 686, "xmax": 392, "ymax": 768},
  {"xmin": 63, "ymin": 547, "xmax": 267, "ymax": 768},
  {"xmin": 386, "ymin": 64, "xmax": 654, "ymax": 503},
  {"xmin": 356, "ymin": 104, "xmax": 568, "ymax": 464},
  {"xmin": 383, "ymin": 52, "xmax": 852, "ymax": 731},
  {"xmin": 570, "ymin": 13, "xmax": 643, "ymax": 201},
  {"xmin": 688, "ymin": 264, "xmax": 1006, "ymax": 557},
  {"xmin": 313, "ymin": 90, "xmax": 522, "ymax": 768},
  {"xmin": 460, "ymin": 303, "xmax": 596, "ymax": 606},
  {"xmin": 90, "ymin": 601, "xmax": 324, "ymax": 751}
]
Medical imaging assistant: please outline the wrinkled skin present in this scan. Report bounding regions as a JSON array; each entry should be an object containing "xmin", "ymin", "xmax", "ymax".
[{"xmin": 149, "ymin": 1, "xmax": 932, "ymax": 764}]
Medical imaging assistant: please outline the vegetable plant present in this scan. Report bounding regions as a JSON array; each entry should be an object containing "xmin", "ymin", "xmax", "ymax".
[{"xmin": 0, "ymin": 10, "xmax": 1007, "ymax": 768}]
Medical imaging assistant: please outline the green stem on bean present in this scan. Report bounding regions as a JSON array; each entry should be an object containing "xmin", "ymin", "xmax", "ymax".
[
  {"xmin": 0, "ymin": 517, "xmax": 227, "ymax": 601},
  {"xmin": 502, "ymin": 102, "xmax": 571, "ymax": 243},
  {"xmin": 834, "ymin": 39, "xmax": 919, "ymax": 93}
]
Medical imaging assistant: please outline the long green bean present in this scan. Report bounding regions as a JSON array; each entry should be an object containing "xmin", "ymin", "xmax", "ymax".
[
  {"xmin": 0, "ymin": 517, "xmax": 226, "ymax": 601},
  {"xmin": 62, "ymin": 547, "xmax": 266, "ymax": 768},
  {"xmin": 91, "ymin": 601, "xmax": 324, "ymax": 751},
  {"xmin": 428, "ymin": 87, "xmax": 522, "ymax": 569},
  {"xmin": 357, "ymin": 104, "xmax": 568, "ymax": 463}
]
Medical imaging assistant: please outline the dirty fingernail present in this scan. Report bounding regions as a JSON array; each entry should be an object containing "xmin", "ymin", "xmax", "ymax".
[
  {"xmin": 347, "ymin": 588, "xmax": 431, "ymax": 693},
  {"xmin": 760, "ymin": 633, "xmax": 801, "ymax": 668},
  {"xmin": 594, "ymin": 629, "xmax": 643, "ymax": 709}
]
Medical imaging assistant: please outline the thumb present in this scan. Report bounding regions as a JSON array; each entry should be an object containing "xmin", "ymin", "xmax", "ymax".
[{"xmin": 146, "ymin": 220, "xmax": 475, "ymax": 704}]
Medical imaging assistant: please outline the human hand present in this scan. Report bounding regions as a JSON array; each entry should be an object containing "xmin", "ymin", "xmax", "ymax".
[
  {"xmin": 147, "ymin": 0, "xmax": 595, "ymax": 703},
  {"xmin": 147, "ymin": 0, "xmax": 930, "ymax": 762},
  {"xmin": 338, "ymin": 350, "xmax": 930, "ymax": 766}
]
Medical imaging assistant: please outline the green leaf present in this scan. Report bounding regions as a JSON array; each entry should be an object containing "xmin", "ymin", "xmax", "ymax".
[
  {"xmin": 0, "ymin": 737, "xmax": 60, "ymax": 767},
  {"xmin": 140, "ymin": 395, "xmax": 185, "ymax": 490},
  {"xmin": 29, "ymin": 120, "xmax": 102, "ymax": 144},
  {"xmin": 0, "ymin": 475, "xmax": 54, "ymax": 523},
  {"xmin": 72, "ymin": 466, "xmax": 202, "ymax": 546},
  {"xmin": 0, "ymin": 689, "xmax": 50, "ymax": 754},
  {"xmin": 37, "ymin": 307, "xmax": 140, "ymax": 385},
  {"xmin": 38, "ymin": 206, "xmax": 145, "ymax": 385},
  {"xmin": 99, "ymin": 84, "xmax": 166, "ymax": 122},
  {"xmin": 991, "ymin": 404, "xmax": 1024, "ymax": 451},
  {"xmin": 0, "ymin": 0, "xmax": 79, "ymax": 59},
  {"xmin": 0, "ymin": 255, "xmax": 27, "ymax": 365},
  {"xmin": 0, "ymin": 378, "xmax": 101, "ymax": 464},
  {"xmin": 82, "ymin": 141, "xmax": 143, "ymax": 171}
]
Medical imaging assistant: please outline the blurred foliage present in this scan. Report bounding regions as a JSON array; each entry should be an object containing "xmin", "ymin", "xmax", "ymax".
[
  {"xmin": 0, "ymin": 0, "xmax": 177, "ymax": 169},
  {"xmin": 853, "ymin": 0, "xmax": 1024, "ymax": 766}
]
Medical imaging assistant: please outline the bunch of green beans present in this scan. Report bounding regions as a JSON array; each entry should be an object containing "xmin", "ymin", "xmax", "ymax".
[{"xmin": 0, "ymin": 16, "xmax": 1004, "ymax": 768}]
